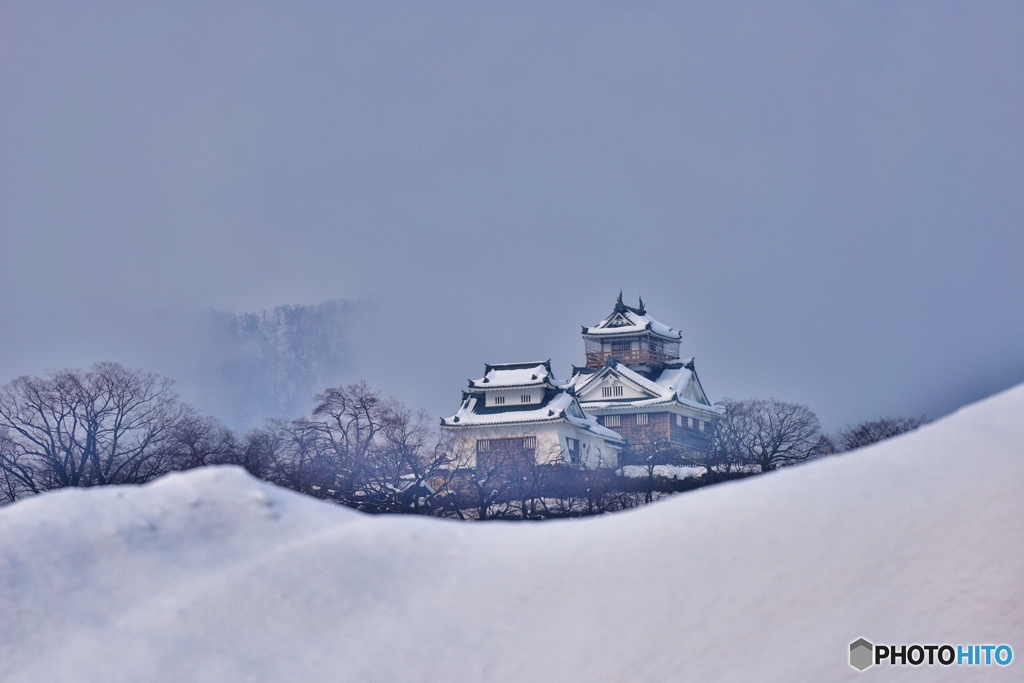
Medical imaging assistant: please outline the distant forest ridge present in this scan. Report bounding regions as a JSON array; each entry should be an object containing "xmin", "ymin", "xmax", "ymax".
[{"xmin": 204, "ymin": 300, "xmax": 354, "ymax": 427}]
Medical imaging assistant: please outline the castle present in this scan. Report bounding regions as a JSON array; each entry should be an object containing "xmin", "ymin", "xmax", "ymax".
[{"xmin": 441, "ymin": 295, "xmax": 722, "ymax": 470}]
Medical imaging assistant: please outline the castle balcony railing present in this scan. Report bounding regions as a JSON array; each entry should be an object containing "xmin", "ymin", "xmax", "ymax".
[{"xmin": 585, "ymin": 347, "xmax": 679, "ymax": 368}]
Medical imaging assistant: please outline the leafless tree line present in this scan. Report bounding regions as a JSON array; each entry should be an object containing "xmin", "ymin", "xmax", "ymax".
[
  {"xmin": 0, "ymin": 363, "xmax": 200, "ymax": 498},
  {"xmin": 642, "ymin": 398, "xmax": 925, "ymax": 473},
  {"xmin": 0, "ymin": 363, "xmax": 928, "ymax": 515},
  {"xmin": 836, "ymin": 415, "xmax": 928, "ymax": 451},
  {"xmin": 457, "ymin": 438, "xmax": 652, "ymax": 520},
  {"xmin": 699, "ymin": 398, "xmax": 834, "ymax": 473}
]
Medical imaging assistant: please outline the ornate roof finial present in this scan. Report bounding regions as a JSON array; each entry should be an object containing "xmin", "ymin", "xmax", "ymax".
[
  {"xmin": 614, "ymin": 291, "xmax": 627, "ymax": 313},
  {"xmin": 637, "ymin": 294, "xmax": 646, "ymax": 315}
]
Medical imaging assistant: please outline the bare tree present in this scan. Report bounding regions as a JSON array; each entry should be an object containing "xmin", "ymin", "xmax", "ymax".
[
  {"xmin": 168, "ymin": 414, "xmax": 237, "ymax": 469},
  {"xmin": 465, "ymin": 437, "xmax": 521, "ymax": 520},
  {"xmin": 265, "ymin": 417, "xmax": 327, "ymax": 495},
  {"xmin": 837, "ymin": 416, "xmax": 927, "ymax": 452},
  {"xmin": 709, "ymin": 398, "xmax": 830, "ymax": 473},
  {"xmin": 311, "ymin": 381, "xmax": 383, "ymax": 481},
  {"xmin": 699, "ymin": 400, "xmax": 755, "ymax": 477},
  {"xmin": 263, "ymin": 382, "xmax": 457, "ymax": 514},
  {"xmin": 540, "ymin": 466, "xmax": 637, "ymax": 518},
  {"xmin": 0, "ymin": 428, "xmax": 23, "ymax": 504},
  {"xmin": 625, "ymin": 424, "xmax": 679, "ymax": 503},
  {"xmin": 258, "ymin": 382, "xmax": 388, "ymax": 500},
  {"xmin": 504, "ymin": 439, "xmax": 568, "ymax": 519},
  {"xmin": 228, "ymin": 428, "xmax": 280, "ymax": 480},
  {"xmin": 358, "ymin": 400, "xmax": 458, "ymax": 514},
  {"xmin": 0, "ymin": 363, "xmax": 197, "ymax": 498}
]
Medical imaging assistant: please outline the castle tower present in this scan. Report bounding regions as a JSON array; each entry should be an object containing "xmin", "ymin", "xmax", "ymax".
[
  {"xmin": 581, "ymin": 293, "xmax": 682, "ymax": 379},
  {"xmin": 570, "ymin": 295, "xmax": 723, "ymax": 455}
]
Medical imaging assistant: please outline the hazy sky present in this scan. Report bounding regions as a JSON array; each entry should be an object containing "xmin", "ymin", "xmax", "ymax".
[{"xmin": 2, "ymin": 2, "xmax": 1022, "ymax": 431}]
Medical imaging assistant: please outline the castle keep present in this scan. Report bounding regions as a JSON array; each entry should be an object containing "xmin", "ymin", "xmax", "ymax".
[{"xmin": 441, "ymin": 295, "xmax": 722, "ymax": 469}]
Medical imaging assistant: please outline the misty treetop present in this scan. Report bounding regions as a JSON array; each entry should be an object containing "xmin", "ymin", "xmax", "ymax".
[{"xmin": 205, "ymin": 300, "xmax": 354, "ymax": 428}]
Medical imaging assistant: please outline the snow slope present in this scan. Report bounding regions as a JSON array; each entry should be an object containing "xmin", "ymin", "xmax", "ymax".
[{"xmin": 2, "ymin": 386, "xmax": 1022, "ymax": 682}]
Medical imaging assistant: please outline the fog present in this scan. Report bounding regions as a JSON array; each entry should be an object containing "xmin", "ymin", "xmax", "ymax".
[{"xmin": 2, "ymin": 2, "xmax": 1022, "ymax": 430}]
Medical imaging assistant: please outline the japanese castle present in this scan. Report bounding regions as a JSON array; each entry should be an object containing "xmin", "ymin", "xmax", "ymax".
[{"xmin": 441, "ymin": 295, "xmax": 722, "ymax": 469}]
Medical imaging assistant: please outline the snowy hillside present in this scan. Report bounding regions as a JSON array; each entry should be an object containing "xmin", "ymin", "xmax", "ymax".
[{"xmin": 1, "ymin": 386, "xmax": 1022, "ymax": 682}]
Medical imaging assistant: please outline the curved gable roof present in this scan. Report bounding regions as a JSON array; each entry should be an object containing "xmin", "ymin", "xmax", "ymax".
[
  {"xmin": 571, "ymin": 359, "xmax": 722, "ymax": 414},
  {"xmin": 582, "ymin": 296, "xmax": 681, "ymax": 341},
  {"xmin": 467, "ymin": 361, "xmax": 565, "ymax": 390}
]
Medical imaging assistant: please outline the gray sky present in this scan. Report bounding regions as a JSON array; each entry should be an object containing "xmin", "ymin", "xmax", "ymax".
[{"xmin": 2, "ymin": 2, "xmax": 1022, "ymax": 431}]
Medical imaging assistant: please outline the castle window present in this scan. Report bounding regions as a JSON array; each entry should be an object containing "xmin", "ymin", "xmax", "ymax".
[
  {"xmin": 676, "ymin": 414, "xmax": 682, "ymax": 427},
  {"xmin": 604, "ymin": 415, "xmax": 620, "ymax": 427},
  {"xmin": 610, "ymin": 341, "xmax": 630, "ymax": 355},
  {"xmin": 699, "ymin": 420, "xmax": 705, "ymax": 431},
  {"xmin": 688, "ymin": 417, "xmax": 694, "ymax": 429},
  {"xmin": 523, "ymin": 436, "xmax": 537, "ymax": 450},
  {"xmin": 521, "ymin": 394, "xmax": 531, "ymax": 403},
  {"xmin": 602, "ymin": 385, "xmax": 624, "ymax": 398},
  {"xmin": 493, "ymin": 396, "xmax": 505, "ymax": 405},
  {"xmin": 476, "ymin": 439, "xmax": 490, "ymax": 452},
  {"xmin": 636, "ymin": 413, "xmax": 648, "ymax": 425},
  {"xmin": 566, "ymin": 438, "xmax": 580, "ymax": 465}
]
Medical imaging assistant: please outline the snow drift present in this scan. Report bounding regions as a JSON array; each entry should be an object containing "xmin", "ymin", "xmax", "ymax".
[{"xmin": 1, "ymin": 385, "xmax": 1022, "ymax": 682}]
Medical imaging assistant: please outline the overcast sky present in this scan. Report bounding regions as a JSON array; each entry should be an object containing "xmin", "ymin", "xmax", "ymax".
[{"xmin": 2, "ymin": 2, "xmax": 1022, "ymax": 431}]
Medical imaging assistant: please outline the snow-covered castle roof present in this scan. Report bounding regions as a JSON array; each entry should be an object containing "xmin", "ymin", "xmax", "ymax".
[
  {"xmin": 569, "ymin": 358, "xmax": 722, "ymax": 415},
  {"xmin": 581, "ymin": 293, "xmax": 681, "ymax": 341},
  {"xmin": 442, "ymin": 362, "xmax": 623, "ymax": 442},
  {"xmin": 466, "ymin": 361, "xmax": 563, "ymax": 391}
]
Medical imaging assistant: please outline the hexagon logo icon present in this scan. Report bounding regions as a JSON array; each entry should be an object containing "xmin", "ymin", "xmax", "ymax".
[{"xmin": 850, "ymin": 638, "xmax": 874, "ymax": 671}]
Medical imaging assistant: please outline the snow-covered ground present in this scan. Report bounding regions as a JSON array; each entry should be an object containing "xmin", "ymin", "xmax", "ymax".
[
  {"xmin": 618, "ymin": 463, "xmax": 707, "ymax": 479},
  {"xmin": 2, "ymin": 386, "xmax": 1022, "ymax": 682}
]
